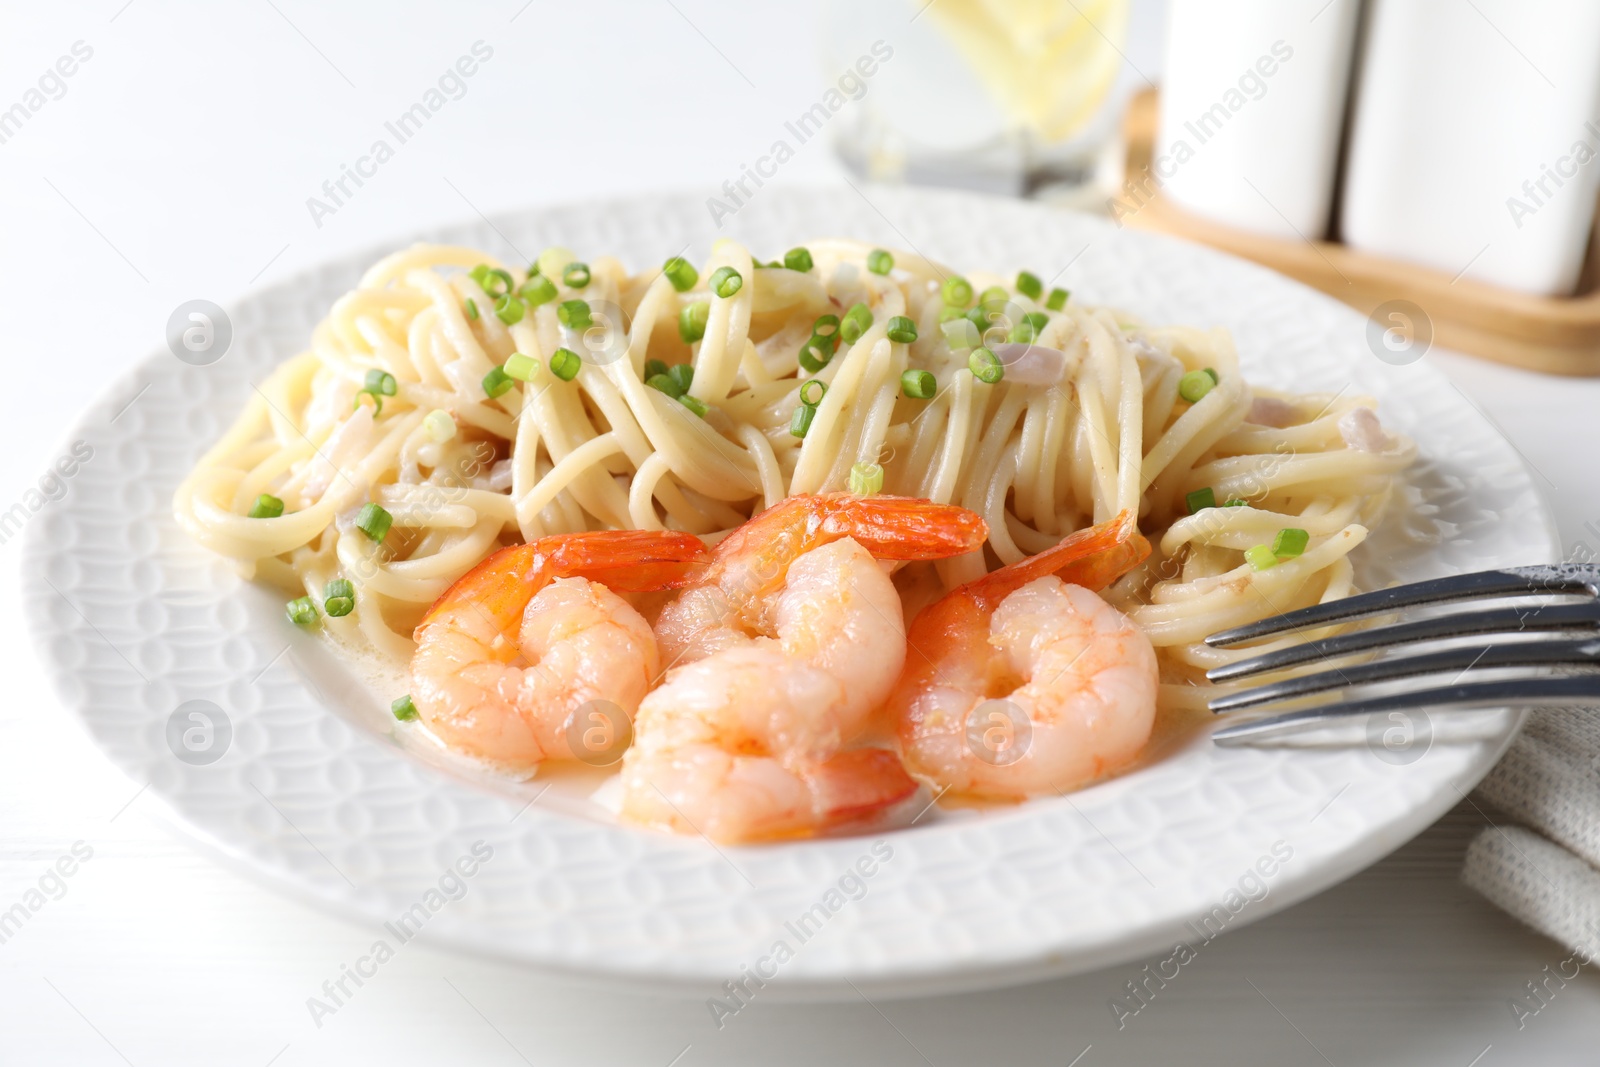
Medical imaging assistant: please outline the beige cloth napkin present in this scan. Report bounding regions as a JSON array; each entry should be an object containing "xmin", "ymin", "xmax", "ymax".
[{"xmin": 1463, "ymin": 709, "xmax": 1600, "ymax": 955}]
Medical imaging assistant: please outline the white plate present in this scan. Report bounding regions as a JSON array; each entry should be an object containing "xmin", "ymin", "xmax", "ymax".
[{"xmin": 24, "ymin": 186, "xmax": 1557, "ymax": 1001}]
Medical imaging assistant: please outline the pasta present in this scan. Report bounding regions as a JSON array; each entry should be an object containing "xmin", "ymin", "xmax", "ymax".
[{"xmin": 174, "ymin": 238, "xmax": 1415, "ymax": 693}]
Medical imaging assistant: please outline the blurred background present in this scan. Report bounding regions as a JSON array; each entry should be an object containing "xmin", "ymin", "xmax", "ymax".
[{"xmin": 4, "ymin": 1, "xmax": 1600, "ymax": 1064}]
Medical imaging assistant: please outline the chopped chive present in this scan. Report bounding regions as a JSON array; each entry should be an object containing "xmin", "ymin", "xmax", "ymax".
[
  {"xmin": 647, "ymin": 373, "xmax": 684, "ymax": 398},
  {"xmin": 504, "ymin": 353, "xmax": 538, "ymax": 381},
  {"xmin": 866, "ymin": 249, "xmax": 893, "ymax": 275},
  {"xmin": 465, "ymin": 297, "xmax": 480, "ymax": 320},
  {"xmin": 391, "ymin": 694, "xmax": 418, "ymax": 721},
  {"xmin": 248, "ymin": 493, "xmax": 285, "ymax": 519},
  {"xmin": 789, "ymin": 403, "xmax": 816, "ymax": 438},
  {"xmin": 710, "ymin": 266, "xmax": 743, "ymax": 298},
  {"xmin": 423, "ymin": 409, "xmax": 456, "ymax": 442},
  {"xmin": 1046, "ymin": 287, "xmax": 1070, "ymax": 311},
  {"xmin": 678, "ymin": 394, "xmax": 709, "ymax": 418},
  {"xmin": 968, "ymin": 347, "xmax": 1004, "ymax": 384},
  {"xmin": 364, "ymin": 368, "xmax": 398, "ymax": 397},
  {"xmin": 494, "ymin": 294, "xmax": 526, "ymax": 325},
  {"xmin": 644, "ymin": 358, "xmax": 669, "ymax": 380},
  {"xmin": 662, "ymin": 256, "xmax": 698, "ymax": 292},
  {"xmin": 557, "ymin": 299, "xmax": 591, "ymax": 330},
  {"xmin": 799, "ymin": 379, "xmax": 827, "ymax": 406},
  {"xmin": 840, "ymin": 302, "xmax": 873, "ymax": 343},
  {"xmin": 950, "ymin": 320, "xmax": 980, "ymax": 351},
  {"xmin": 941, "ymin": 276, "xmax": 974, "ymax": 307},
  {"xmin": 324, "ymin": 578, "xmax": 355, "ymax": 617},
  {"xmin": 537, "ymin": 246, "xmax": 575, "ymax": 280},
  {"xmin": 482, "ymin": 366, "xmax": 514, "ymax": 399},
  {"xmin": 519, "ymin": 274, "xmax": 558, "ymax": 307},
  {"xmin": 1244, "ymin": 544, "xmax": 1279, "ymax": 571},
  {"xmin": 812, "ymin": 313, "xmax": 840, "ymax": 339},
  {"xmin": 679, "ymin": 301, "xmax": 710, "ymax": 343},
  {"xmin": 849, "ymin": 461, "xmax": 884, "ymax": 496},
  {"xmin": 886, "ymin": 315, "xmax": 918, "ymax": 344},
  {"xmin": 784, "ymin": 247, "xmax": 814, "ymax": 272},
  {"xmin": 549, "ymin": 347, "xmax": 582, "ymax": 382},
  {"xmin": 667, "ymin": 363, "xmax": 694, "ymax": 394},
  {"xmin": 285, "ymin": 596, "xmax": 318, "ymax": 626},
  {"xmin": 355, "ymin": 502, "xmax": 393, "ymax": 542},
  {"xmin": 1016, "ymin": 271, "xmax": 1043, "ymax": 300},
  {"xmin": 1185, "ymin": 487, "xmax": 1216, "ymax": 514},
  {"xmin": 1271, "ymin": 528, "xmax": 1310, "ymax": 557},
  {"xmin": 563, "ymin": 262, "xmax": 591, "ymax": 289},
  {"xmin": 1223, "ymin": 498, "xmax": 1250, "ymax": 507},
  {"xmin": 798, "ymin": 336, "xmax": 832, "ymax": 374},
  {"xmin": 900, "ymin": 369, "xmax": 936, "ymax": 399},
  {"xmin": 1178, "ymin": 369, "xmax": 1215, "ymax": 403},
  {"xmin": 1202, "ymin": 367, "xmax": 1219, "ymax": 385}
]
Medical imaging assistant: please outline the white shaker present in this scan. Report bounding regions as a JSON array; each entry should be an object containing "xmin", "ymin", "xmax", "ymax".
[
  {"xmin": 1341, "ymin": 0, "xmax": 1600, "ymax": 297},
  {"xmin": 1148, "ymin": 0, "xmax": 1361, "ymax": 239}
]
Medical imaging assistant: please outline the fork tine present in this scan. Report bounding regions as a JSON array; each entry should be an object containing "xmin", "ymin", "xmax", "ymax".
[
  {"xmin": 1205, "ymin": 565, "xmax": 1599, "ymax": 647},
  {"xmin": 1208, "ymin": 637, "xmax": 1600, "ymax": 712},
  {"xmin": 1211, "ymin": 674, "xmax": 1600, "ymax": 745},
  {"xmin": 1205, "ymin": 602, "xmax": 1600, "ymax": 683}
]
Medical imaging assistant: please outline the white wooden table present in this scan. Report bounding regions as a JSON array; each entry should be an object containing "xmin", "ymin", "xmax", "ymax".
[{"xmin": 4, "ymin": 3, "xmax": 1599, "ymax": 1062}]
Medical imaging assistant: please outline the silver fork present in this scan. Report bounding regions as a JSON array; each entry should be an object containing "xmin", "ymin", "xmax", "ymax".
[{"xmin": 1201, "ymin": 563, "xmax": 1600, "ymax": 744}]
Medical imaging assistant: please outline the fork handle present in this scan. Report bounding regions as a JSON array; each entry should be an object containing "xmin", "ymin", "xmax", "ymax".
[{"xmin": 1211, "ymin": 674, "xmax": 1600, "ymax": 745}]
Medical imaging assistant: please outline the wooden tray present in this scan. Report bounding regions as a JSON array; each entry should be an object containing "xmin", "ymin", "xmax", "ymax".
[{"xmin": 1118, "ymin": 89, "xmax": 1600, "ymax": 376}]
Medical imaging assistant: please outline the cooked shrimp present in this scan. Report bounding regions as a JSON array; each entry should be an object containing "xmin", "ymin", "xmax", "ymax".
[
  {"xmin": 891, "ymin": 513, "xmax": 1158, "ymax": 800},
  {"xmin": 621, "ymin": 494, "xmax": 988, "ymax": 842},
  {"xmin": 409, "ymin": 530, "xmax": 706, "ymax": 770}
]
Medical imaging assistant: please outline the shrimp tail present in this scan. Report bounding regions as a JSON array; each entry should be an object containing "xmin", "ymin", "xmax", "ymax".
[
  {"xmin": 819, "ymin": 494, "xmax": 990, "ymax": 561},
  {"xmin": 418, "ymin": 531, "xmax": 706, "ymax": 631},
  {"xmin": 966, "ymin": 510, "xmax": 1150, "ymax": 610},
  {"xmin": 809, "ymin": 748, "xmax": 919, "ymax": 826},
  {"xmin": 553, "ymin": 530, "xmax": 709, "ymax": 591}
]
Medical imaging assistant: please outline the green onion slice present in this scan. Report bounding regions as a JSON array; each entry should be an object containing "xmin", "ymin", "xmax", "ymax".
[
  {"xmin": 662, "ymin": 256, "xmax": 698, "ymax": 292},
  {"xmin": 679, "ymin": 301, "xmax": 710, "ymax": 343},
  {"xmin": 1185, "ymin": 487, "xmax": 1216, "ymax": 514},
  {"xmin": 464, "ymin": 297, "xmax": 480, "ymax": 320},
  {"xmin": 812, "ymin": 313, "xmax": 840, "ymax": 339},
  {"xmin": 968, "ymin": 347, "xmax": 1004, "ymax": 384},
  {"xmin": 562, "ymin": 262, "xmax": 591, "ymax": 289},
  {"xmin": 647, "ymin": 373, "xmax": 684, "ymax": 398},
  {"xmin": 678, "ymin": 394, "xmax": 709, "ymax": 418},
  {"xmin": 710, "ymin": 266, "xmax": 743, "ymax": 298},
  {"xmin": 549, "ymin": 348, "xmax": 582, "ymax": 382},
  {"xmin": 799, "ymin": 379, "xmax": 827, "ymax": 406},
  {"xmin": 866, "ymin": 249, "xmax": 893, "ymax": 275},
  {"xmin": 391, "ymin": 695, "xmax": 418, "ymax": 721},
  {"xmin": 364, "ymin": 368, "xmax": 397, "ymax": 396},
  {"xmin": 494, "ymin": 294, "xmax": 526, "ymax": 325},
  {"xmin": 900, "ymin": 369, "xmax": 936, "ymax": 399},
  {"xmin": 789, "ymin": 403, "xmax": 816, "ymax": 438},
  {"xmin": 1178, "ymin": 369, "xmax": 1215, "ymax": 403},
  {"xmin": 355, "ymin": 502, "xmax": 392, "ymax": 542},
  {"xmin": 840, "ymin": 302, "xmax": 873, "ymax": 343},
  {"xmin": 324, "ymin": 578, "xmax": 355, "ymax": 617},
  {"xmin": 849, "ymin": 461, "xmax": 884, "ymax": 496},
  {"xmin": 1016, "ymin": 270, "xmax": 1043, "ymax": 300},
  {"xmin": 520, "ymin": 275, "xmax": 558, "ymax": 307},
  {"xmin": 886, "ymin": 315, "xmax": 918, "ymax": 344},
  {"xmin": 1046, "ymin": 287, "xmax": 1070, "ymax": 311},
  {"xmin": 1271, "ymin": 528, "xmax": 1310, "ymax": 557},
  {"xmin": 557, "ymin": 299, "xmax": 591, "ymax": 330},
  {"xmin": 285, "ymin": 596, "xmax": 318, "ymax": 626},
  {"xmin": 248, "ymin": 493, "xmax": 285, "ymax": 519},
  {"xmin": 1244, "ymin": 544, "xmax": 1279, "ymax": 571},
  {"xmin": 644, "ymin": 358, "xmax": 669, "ymax": 380},
  {"xmin": 504, "ymin": 353, "xmax": 538, "ymax": 381},
  {"xmin": 783, "ymin": 247, "xmax": 814, "ymax": 272},
  {"xmin": 941, "ymin": 276, "xmax": 974, "ymax": 307},
  {"xmin": 482, "ymin": 366, "xmax": 514, "ymax": 399}
]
